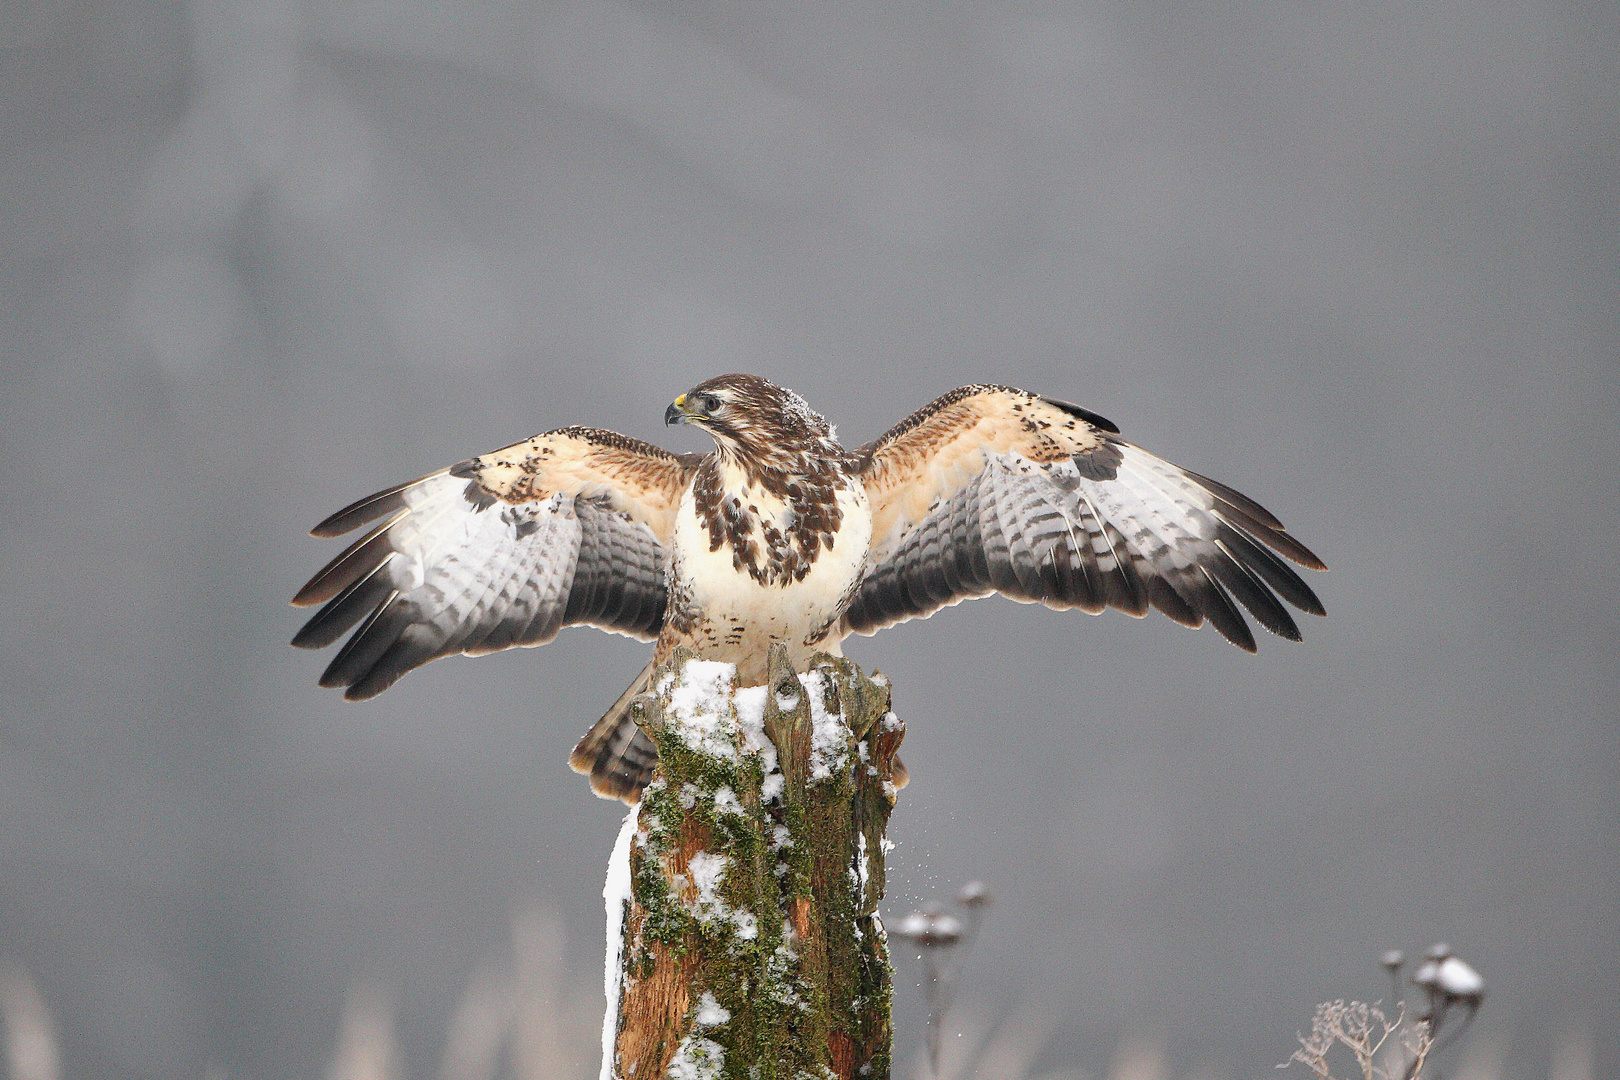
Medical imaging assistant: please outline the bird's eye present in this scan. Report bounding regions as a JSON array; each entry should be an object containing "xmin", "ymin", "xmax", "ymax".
[{"xmin": 697, "ymin": 393, "xmax": 721, "ymax": 414}]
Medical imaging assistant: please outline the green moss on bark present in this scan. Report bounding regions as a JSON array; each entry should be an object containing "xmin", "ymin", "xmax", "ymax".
[{"xmin": 609, "ymin": 646, "xmax": 903, "ymax": 1080}]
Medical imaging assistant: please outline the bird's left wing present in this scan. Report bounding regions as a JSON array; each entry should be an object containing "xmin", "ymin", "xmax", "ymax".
[
  {"xmin": 292, "ymin": 427, "xmax": 700, "ymax": 700},
  {"xmin": 847, "ymin": 386, "xmax": 1326, "ymax": 650}
]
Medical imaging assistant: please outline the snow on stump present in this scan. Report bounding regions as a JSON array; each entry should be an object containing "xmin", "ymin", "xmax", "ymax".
[{"xmin": 602, "ymin": 643, "xmax": 906, "ymax": 1080}]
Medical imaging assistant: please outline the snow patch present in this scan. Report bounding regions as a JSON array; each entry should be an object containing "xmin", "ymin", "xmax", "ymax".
[
  {"xmin": 666, "ymin": 1034, "xmax": 726, "ymax": 1080},
  {"xmin": 661, "ymin": 663, "xmax": 786, "ymax": 804},
  {"xmin": 732, "ymin": 681, "xmax": 784, "ymax": 803},
  {"xmin": 799, "ymin": 669, "xmax": 850, "ymax": 781},
  {"xmin": 736, "ymin": 698, "xmax": 777, "ymax": 766},
  {"xmin": 664, "ymin": 660, "xmax": 741, "ymax": 761},
  {"xmin": 734, "ymin": 683, "xmax": 768, "ymax": 734},
  {"xmin": 687, "ymin": 851, "xmax": 728, "ymax": 910},
  {"xmin": 713, "ymin": 785, "xmax": 744, "ymax": 816},
  {"xmin": 600, "ymin": 804, "xmax": 639, "ymax": 1080},
  {"xmin": 683, "ymin": 850, "xmax": 759, "ymax": 939},
  {"xmin": 694, "ymin": 991, "xmax": 731, "ymax": 1028}
]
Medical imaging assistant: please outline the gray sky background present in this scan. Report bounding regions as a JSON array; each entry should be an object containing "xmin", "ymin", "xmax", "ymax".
[{"xmin": 2, "ymin": 1, "xmax": 1616, "ymax": 1078}]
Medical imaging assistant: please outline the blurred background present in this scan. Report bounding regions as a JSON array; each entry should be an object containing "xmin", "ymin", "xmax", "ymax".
[{"xmin": 2, "ymin": 0, "xmax": 1616, "ymax": 1077}]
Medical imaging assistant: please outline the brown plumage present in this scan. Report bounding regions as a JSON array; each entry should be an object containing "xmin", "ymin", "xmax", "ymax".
[{"xmin": 294, "ymin": 375, "xmax": 1326, "ymax": 803}]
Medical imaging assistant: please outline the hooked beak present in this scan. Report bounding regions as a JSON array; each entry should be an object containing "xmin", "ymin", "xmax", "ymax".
[{"xmin": 665, "ymin": 394, "xmax": 689, "ymax": 426}]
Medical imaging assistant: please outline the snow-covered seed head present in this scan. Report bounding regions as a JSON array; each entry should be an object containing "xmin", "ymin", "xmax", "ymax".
[
  {"xmin": 1380, "ymin": 949, "xmax": 1404, "ymax": 971},
  {"xmin": 1411, "ymin": 960, "xmax": 1441, "ymax": 988},
  {"xmin": 893, "ymin": 909, "xmax": 965, "ymax": 949},
  {"xmin": 956, "ymin": 880, "xmax": 992, "ymax": 909},
  {"xmin": 1436, "ymin": 956, "xmax": 1484, "ymax": 1001},
  {"xmin": 1425, "ymin": 942, "xmax": 1453, "ymax": 962}
]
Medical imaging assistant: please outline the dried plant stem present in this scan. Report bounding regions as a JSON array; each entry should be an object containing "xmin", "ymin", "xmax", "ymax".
[{"xmin": 1283, "ymin": 1001, "xmax": 1433, "ymax": 1080}]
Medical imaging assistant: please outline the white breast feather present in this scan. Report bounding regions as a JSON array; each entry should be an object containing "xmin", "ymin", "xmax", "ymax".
[{"xmin": 672, "ymin": 476, "xmax": 871, "ymax": 656}]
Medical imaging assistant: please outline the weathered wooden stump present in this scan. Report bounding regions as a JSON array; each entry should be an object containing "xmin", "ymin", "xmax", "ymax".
[{"xmin": 601, "ymin": 643, "xmax": 906, "ymax": 1079}]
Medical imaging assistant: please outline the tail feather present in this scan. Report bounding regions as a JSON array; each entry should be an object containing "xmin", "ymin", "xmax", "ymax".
[{"xmin": 569, "ymin": 661, "xmax": 661, "ymax": 804}]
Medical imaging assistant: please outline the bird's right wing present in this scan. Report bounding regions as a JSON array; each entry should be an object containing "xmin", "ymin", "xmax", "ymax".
[{"xmin": 291, "ymin": 427, "xmax": 701, "ymax": 701}]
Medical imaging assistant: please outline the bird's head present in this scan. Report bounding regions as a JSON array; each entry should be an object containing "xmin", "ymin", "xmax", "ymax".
[{"xmin": 665, "ymin": 374, "xmax": 837, "ymax": 458}]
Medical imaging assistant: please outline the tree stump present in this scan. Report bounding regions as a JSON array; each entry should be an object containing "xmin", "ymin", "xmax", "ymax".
[{"xmin": 601, "ymin": 643, "xmax": 906, "ymax": 1079}]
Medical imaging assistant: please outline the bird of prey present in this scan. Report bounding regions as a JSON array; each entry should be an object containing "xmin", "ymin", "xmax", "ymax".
[{"xmin": 292, "ymin": 375, "xmax": 1325, "ymax": 802}]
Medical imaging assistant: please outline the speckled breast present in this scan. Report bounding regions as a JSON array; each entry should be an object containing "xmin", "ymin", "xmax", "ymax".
[{"xmin": 669, "ymin": 473, "xmax": 871, "ymax": 679}]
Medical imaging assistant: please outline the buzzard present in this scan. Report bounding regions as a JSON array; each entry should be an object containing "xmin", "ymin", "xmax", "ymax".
[{"xmin": 293, "ymin": 375, "xmax": 1325, "ymax": 802}]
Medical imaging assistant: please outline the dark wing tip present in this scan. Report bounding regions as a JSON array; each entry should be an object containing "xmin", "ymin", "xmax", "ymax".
[
  {"xmin": 291, "ymin": 571, "xmax": 342, "ymax": 608},
  {"xmin": 1201, "ymin": 575, "xmax": 1258, "ymax": 654},
  {"xmin": 311, "ymin": 471, "xmax": 449, "ymax": 538},
  {"xmin": 311, "ymin": 490, "xmax": 397, "ymax": 537},
  {"xmin": 1270, "ymin": 531, "xmax": 1327, "ymax": 573},
  {"xmin": 1040, "ymin": 396, "xmax": 1121, "ymax": 434},
  {"xmin": 448, "ymin": 458, "xmax": 480, "ymax": 479},
  {"xmin": 342, "ymin": 681, "xmax": 389, "ymax": 702},
  {"xmin": 290, "ymin": 626, "xmax": 324, "ymax": 650},
  {"xmin": 1184, "ymin": 468, "xmax": 1329, "ymax": 574},
  {"xmin": 1292, "ymin": 544, "xmax": 1328, "ymax": 573},
  {"xmin": 1183, "ymin": 469, "xmax": 1282, "ymax": 528},
  {"xmin": 1283, "ymin": 573, "xmax": 1321, "ymax": 615}
]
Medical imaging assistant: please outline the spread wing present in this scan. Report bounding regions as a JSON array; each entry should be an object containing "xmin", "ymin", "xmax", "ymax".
[
  {"xmin": 846, "ymin": 386, "xmax": 1326, "ymax": 650},
  {"xmin": 292, "ymin": 427, "xmax": 701, "ymax": 700}
]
